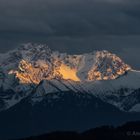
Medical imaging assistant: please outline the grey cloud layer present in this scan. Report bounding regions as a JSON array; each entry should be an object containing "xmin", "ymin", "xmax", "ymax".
[
  {"xmin": 0, "ymin": 0, "xmax": 140, "ymax": 35},
  {"xmin": 0, "ymin": 0, "xmax": 140, "ymax": 69}
]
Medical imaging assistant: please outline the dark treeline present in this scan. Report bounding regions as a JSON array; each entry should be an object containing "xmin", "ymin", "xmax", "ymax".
[{"xmin": 18, "ymin": 121, "xmax": 140, "ymax": 140}]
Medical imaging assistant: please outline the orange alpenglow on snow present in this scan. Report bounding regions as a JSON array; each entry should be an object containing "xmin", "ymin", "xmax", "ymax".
[
  {"xmin": 58, "ymin": 63, "xmax": 80, "ymax": 82},
  {"xmin": 8, "ymin": 50, "xmax": 131, "ymax": 84},
  {"xmin": 9, "ymin": 59, "xmax": 80, "ymax": 84}
]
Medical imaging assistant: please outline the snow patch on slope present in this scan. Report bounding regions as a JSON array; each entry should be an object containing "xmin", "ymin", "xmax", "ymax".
[{"xmin": 130, "ymin": 104, "xmax": 140, "ymax": 112}]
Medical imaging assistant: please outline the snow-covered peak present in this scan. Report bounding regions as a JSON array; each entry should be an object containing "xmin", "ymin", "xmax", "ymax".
[
  {"xmin": 17, "ymin": 43, "xmax": 52, "ymax": 61},
  {"xmin": 0, "ymin": 43, "xmax": 52, "ymax": 64},
  {"xmin": 88, "ymin": 50, "xmax": 131, "ymax": 80},
  {"xmin": 0, "ymin": 43, "xmax": 140, "ymax": 113},
  {"xmin": 0, "ymin": 43, "xmax": 132, "ymax": 87}
]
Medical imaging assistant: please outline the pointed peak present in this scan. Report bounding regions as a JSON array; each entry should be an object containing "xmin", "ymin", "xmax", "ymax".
[
  {"xmin": 87, "ymin": 50, "xmax": 131, "ymax": 81},
  {"xmin": 1, "ymin": 43, "xmax": 133, "ymax": 86}
]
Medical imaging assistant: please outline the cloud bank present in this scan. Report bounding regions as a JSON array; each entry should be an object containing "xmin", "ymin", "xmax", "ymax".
[{"xmin": 0, "ymin": 0, "xmax": 140, "ymax": 68}]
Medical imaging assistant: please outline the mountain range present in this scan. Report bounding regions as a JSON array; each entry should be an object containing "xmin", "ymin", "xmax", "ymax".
[{"xmin": 0, "ymin": 43, "xmax": 140, "ymax": 139}]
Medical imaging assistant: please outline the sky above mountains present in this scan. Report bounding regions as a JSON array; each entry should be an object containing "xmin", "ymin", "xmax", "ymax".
[{"xmin": 0, "ymin": 0, "xmax": 140, "ymax": 69}]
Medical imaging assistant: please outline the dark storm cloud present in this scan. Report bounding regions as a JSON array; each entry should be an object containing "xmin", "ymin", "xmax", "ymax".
[
  {"xmin": 0, "ymin": 0, "xmax": 140, "ymax": 36},
  {"xmin": 0, "ymin": 0, "xmax": 140, "ymax": 68}
]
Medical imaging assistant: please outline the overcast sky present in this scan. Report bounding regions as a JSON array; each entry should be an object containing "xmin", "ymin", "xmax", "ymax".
[{"xmin": 0, "ymin": 0, "xmax": 140, "ymax": 69}]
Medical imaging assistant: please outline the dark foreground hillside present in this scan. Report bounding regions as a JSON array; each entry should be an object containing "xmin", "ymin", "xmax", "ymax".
[{"xmin": 19, "ymin": 121, "xmax": 140, "ymax": 140}]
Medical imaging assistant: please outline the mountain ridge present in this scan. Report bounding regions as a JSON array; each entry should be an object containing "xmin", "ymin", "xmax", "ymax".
[
  {"xmin": 0, "ymin": 43, "xmax": 140, "ymax": 112},
  {"xmin": 0, "ymin": 43, "xmax": 131, "ymax": 84},
  {"xmin": 0, "ymin": 43, "xmax": 140, "ymax": 139}
]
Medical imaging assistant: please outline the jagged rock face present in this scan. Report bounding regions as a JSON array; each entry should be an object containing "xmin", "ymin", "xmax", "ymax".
[
  {"xmin": 0, "ymin": 43, "xmax": 140, "ymax": 113},
  {"xmin": 9, "ymin": 60, "xmax": 54, "ymax": 84},
  {"xmin": 0, "ymin": 43, "xmax": 131, "ymax": 85},
  {"xmin": 88, "ymin": 51, "xmax": 131, "ymax": 81}
]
